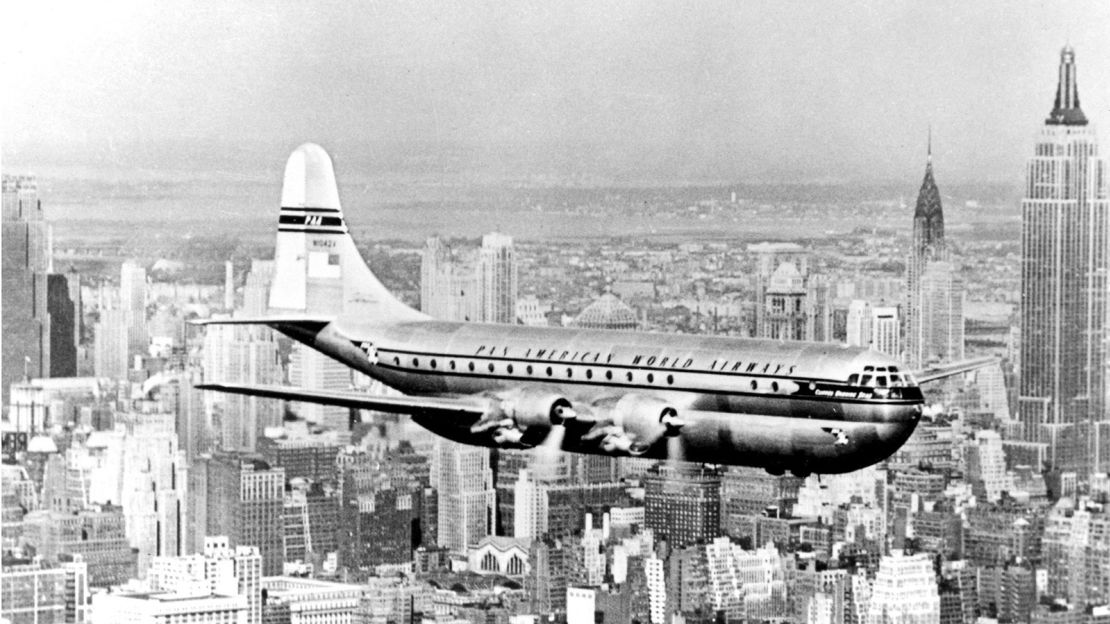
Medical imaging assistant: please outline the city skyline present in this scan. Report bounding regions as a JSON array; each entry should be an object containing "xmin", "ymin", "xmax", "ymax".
[{"xmin": 5, "ymin": 8, "xmax": 1110, "ymax": 624}]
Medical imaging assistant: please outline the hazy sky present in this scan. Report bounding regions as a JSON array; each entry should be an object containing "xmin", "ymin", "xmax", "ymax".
[{"xmin": 4, "ymin": 1, "xmax": 1109, "ymax": 184}]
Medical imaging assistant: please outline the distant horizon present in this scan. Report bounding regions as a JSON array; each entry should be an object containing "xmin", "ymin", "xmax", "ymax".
[{"xmin": 2, "ymin": 135, "xmax": 1048, "ymax": 188}]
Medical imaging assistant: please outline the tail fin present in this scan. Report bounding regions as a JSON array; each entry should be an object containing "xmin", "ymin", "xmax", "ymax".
[{"xmin": 269, "ymin": 143, "xmax": 426, "ymax": 321}]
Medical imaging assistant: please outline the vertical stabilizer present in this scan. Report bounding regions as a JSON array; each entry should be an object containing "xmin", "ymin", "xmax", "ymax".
[{"xmin": 268, "ymin": 143, "xmax": 426, "ymax": 321}]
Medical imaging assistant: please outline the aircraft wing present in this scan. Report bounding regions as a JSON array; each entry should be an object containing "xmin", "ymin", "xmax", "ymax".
[
  {"xmin": 195, "ymin": 382, "xmax": 489, "ymax": 417},
  {"xmin": 189, "ymin": 315, "xmax": 333, "ymax": 327},
  {"xmin": 912, "ymin": 357, "xmax": 1000, "ymax": 384}
]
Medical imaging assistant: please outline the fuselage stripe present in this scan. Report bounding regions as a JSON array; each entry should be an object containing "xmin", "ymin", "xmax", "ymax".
[
  {"xmin": 280, "ymin": 206, "xmax": 342, "ymax": 213},
  {"xmin": 278, "ymin": 227, "xmax": 349, "ymax": 234},
  {"xmin": 371, "ymin": 345, "xmax": 843, "ymax": 384},
  {"xmin": 370, "ymin": 361, "xmax": 917, "ymax": 406}
]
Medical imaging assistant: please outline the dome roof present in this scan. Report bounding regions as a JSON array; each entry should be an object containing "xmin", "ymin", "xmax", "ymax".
[{"xmin": 572, "ymin": 293, "xmax": 638, "ymax": 330}]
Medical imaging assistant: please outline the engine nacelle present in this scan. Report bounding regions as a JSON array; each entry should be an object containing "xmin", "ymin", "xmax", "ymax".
[
  {"xmin": 469, "ymin": 387, "xmax": 574, "ymax": 448},
  {"xmin": 583, "ymin": 394, "xmax": 684, "ymax": 456}
]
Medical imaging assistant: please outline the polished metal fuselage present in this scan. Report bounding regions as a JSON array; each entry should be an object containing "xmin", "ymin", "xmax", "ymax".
[{"xmin": 303, "ymin": 318, "xmax": 923, "ymax": 474}]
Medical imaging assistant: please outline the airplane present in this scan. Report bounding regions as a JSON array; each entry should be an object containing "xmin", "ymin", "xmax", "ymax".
[{"xmin": 196, "ymin": 143, "xmax": 996, "ymax": 477}]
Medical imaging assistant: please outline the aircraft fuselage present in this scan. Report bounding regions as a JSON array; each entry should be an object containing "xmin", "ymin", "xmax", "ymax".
[{"xmin": 301, "ymin": 318, "xmax": 923, "ymax": 475}]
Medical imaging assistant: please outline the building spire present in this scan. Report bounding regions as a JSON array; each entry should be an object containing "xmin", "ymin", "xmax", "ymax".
[
  {"xmin": 927, "ymin": 126, "xmax": 932, "ymax": 164},
  {"xmin": 1047, "ymin": 45, "xmax": 1087, "ymax": 126}
]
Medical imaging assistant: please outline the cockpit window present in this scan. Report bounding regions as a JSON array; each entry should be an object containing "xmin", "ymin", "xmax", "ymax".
[
  {"xmin": 860, "ymin": 375, "xmax": 873, "ymax": 386},
  {"xmin": 848, "ymin": 374, "xmax": 859, "ymax": 385},
  {"xmin": 863, "ymin": 366, "xmax": 874, "ymax": 372},
  {"xmin": 889, "ymin": 374, "xmax": 902, "ymax": 385},
  {"xmin": 888, "ymin": 366, "xmax": 899, "ymax": 373},
  {"xmin": 876, "ymin": 376, "xmax": 888, "ymax": 387}
]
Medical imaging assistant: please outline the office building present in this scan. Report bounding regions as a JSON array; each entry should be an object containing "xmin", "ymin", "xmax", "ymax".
[
  {"xmin": 3, "ymin": 175, "xmax": 76, "ymax": 403},
  {"xmin": 704, "ymin": 538, "xmax": 791, "ymax": 622},
  {"xmin": 1043, "ymin": 499, "xmax": 1110, "ymax": 606},
  {"xmin": 758, "ymin": 261, "xmax": 832, "ymax": 342},
  {"xmin": 202, "ymin": 322, "xmax": 282, "ymax": 451},
  {"xmin": 720, "ymin": 466, "xmax": 801, "ymax": 540},
  {"xmin": 865, "ymin": 551, "xmax": 940, "ymax": 624},
  {"xmin": 966, "ymin": 430, "xmax": 1013, "ymax": 503},
  {"xmin": 871, "ymin": 306, "xmax": 901, "ymax": 358},
  {"xmin": 91, "ymin": 592, "xmax": 247, "ymax": 624},
  {"xmin": 75, "ymin": 410, "xmax": 188, "ymax": 576},
  {"xmin": 433, "ymin": 439, "xmax": 494, "ymax": 554},
  {"xmin": 46, "ymin": 275, "xmax": 77, "ymax": 378},
  {"xmin": 906, "ymin": 142, "xmax": 964, "ymax": 369},
  {"xmin": 644, "ymin": 462, "xmax": 721, "ymax": 548},
  {"xmin": 478, "ymin": 232, "xmax": 517, "ymax": 323},
  {"xmin": 0, "ymin": 555, "xmax": 89, "ymax": 624},
  {"xmin": 1018, "ymin": 47, "xmax": 1110, "ymax": 474},
  {"xmin": 420, "ymin": 233, "xmax": 518, "ymax": 323},
  {"xmin": 420, "ymin": 236, "xmax": 478, "ymax": 321},
  {"xmin": 148, "ymin": 536, "xmax": 262, "ymax": 624},
  {"xmin": 287, "ymin": 344, "xmax": 351, "ymax": 432},
  {"xmin": 338, "ymin": 482, "xmax": 427, "ymax": 569},
  {"xmin": 20, "ymin": 505, "xmax": 138, "ymax": 588},
  {"xmin": 847, "ymin": 300, "xmax": 873, "ymax": 348},
  {"xmin": 93, "ymin": 308, "xmax": 131, "ymax": 380},
  {"xmin": 260, "ymin": 577, "xmax": 362, "ymax": 624},
  {"xmin": 194, "ymin": 452, "xmax": 285, "ymax": 575},
  {"xmin": 241, "ymin": 259, "xmax": 276, "ymax": 316},
  {"xmin": 257, "ymin": 426, "xmax": 345, "ymax": 483}
]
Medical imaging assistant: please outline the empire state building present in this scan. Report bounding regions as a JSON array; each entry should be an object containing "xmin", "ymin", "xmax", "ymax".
[{"xmin": 1018, "ymin": 47, "xmax": 1110, "ymax": 475}]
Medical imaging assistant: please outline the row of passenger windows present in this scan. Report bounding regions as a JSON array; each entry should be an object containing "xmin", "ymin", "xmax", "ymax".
[
  {"xmin": 392, "ymin": 354, "xmax": 679, "ymax": 386},
  {"xmin": 389, "ymin": 354, "xmax": 796, "ymax": 393}
]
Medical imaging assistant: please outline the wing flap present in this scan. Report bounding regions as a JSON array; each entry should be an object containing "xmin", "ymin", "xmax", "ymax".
[
  {"xmin": 196, "ymin": 382, "xmax": 489, "ymax": 417},
  {"xmin": 912, "ymin": 357, "xmax": 999, "ymax": 384}
]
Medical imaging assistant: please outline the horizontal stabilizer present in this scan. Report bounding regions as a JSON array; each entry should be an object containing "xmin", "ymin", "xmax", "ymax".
[
  {"xmin": 196, "ymin": 382, "xmax": 489, "ymax": 417},
  {"xmin": 912, "ymin": 356, "xmax": 999, "ymax": 384}
]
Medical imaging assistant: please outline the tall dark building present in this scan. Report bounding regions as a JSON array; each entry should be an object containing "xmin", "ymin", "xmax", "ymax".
[
  {"xmin": 644, "ymin": 462, "xmax": 721, "ymax": 548},
  {"xmin": 198, "ymin": 452, "xmax": 285, "ymax": 575},
  {"xmin": 338, "ymin": 485, "xmax": 428, "ymax": 569},
  {"xmin": 1018, "ymin": 47, "xmax": 1109, "ymax": 474},
  {"xmin": 336, "ymin": 450, "xmax": 433, "ymax": 569},
  {"xmin": 46, "ymin": 274, "xmax": 77, "ymax": 378}
]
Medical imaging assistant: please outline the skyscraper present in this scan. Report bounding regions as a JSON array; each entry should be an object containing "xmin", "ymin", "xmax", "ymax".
[
  {"xmin": 421, "ymin": 233, "xmax": 518, "ymax": 323},
  {"xmin": 288, "ymin": 343, "xmax": 352, "ymax": 431},
  {"xmin": 906, "ymin": 140, "xmax": 965, "ymax": 369},
  {"xmin": 202, "ymin": 323, "xmax": 282, "ymax": 451},
  {"xmin": 93, "ymin": 308, "xmax": 130, "ymax": 381},
  {"xmin": 196, "ymin": 453, "xmax": 285, "ymax": 575},
  {"xmin": 433, "ymin": 439, "xmax": 494, "ymax": 554},
  {"xmin": 1018, "ymin": 47, "xmax": 1110, "ymax": 474},
  {"xmin": 420, "ymin": 236, "xmax": 479, "ymax": 321},
  {"xmin": 2, "ymin": 175, "xmax": 75, "ymax": 403},
  {"xmin": 846, "ymin": 300, "xmax": 873, "ymax": 348},
  {"xmin": 644, "ymin": 463, "xmax": 721, "ymax": 548},
  {"xmin": 919, "ymin": 260, "xmax": 965, "ymax": 365},
  {"xmin": 865, "ymin": 551, "xmax": 940, "ymax": 624},
  {"xmin": 871, "ymin": 306, "xmax": 901, "ymax": 358},
  {"xmin": 478, "ymin": 232, "xmax": 518, "ymax": 324},
  {"xmin": 752, "ymin": 245, "xmax": 831, "ymax": 342}
]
